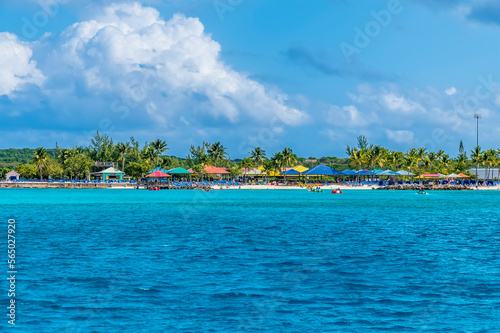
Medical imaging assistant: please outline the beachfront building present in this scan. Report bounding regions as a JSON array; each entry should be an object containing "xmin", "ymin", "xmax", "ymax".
[
  {"xmin": 466, "ymin": 168, "xmax": 500, "ymax": 180},
  {"xmin": 5, "ymin": 170, "xmax": 20, "ymax": 181},
  {"xmin": 91, "ymin": 167, "xmax": 124, "ymax": 181}
]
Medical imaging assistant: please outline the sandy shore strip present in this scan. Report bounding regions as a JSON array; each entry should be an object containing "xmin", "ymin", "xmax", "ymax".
[
  {"xmin": 215, "ymin": 184, "xmax": 377, "ymax": 190},
  {"xmin": 215, "ymin": 184, "xmax": 500, "ymax": 191}
]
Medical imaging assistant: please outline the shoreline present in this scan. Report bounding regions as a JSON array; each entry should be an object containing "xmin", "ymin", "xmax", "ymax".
[{"xmin": 1, "ymin": 182, "xmax": 499, "ymax": 191}]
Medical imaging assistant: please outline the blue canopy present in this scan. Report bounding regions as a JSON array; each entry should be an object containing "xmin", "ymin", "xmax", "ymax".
[
  {"xmin": 378, "ymin": 170, "xmax": 399, "ymax": 176},
  {"xmin": 280, "ymin": 169, "xmax": 301, "ymax": 176},
  {"xmin": 357, "ymin": 169, "xmax": 375, "ymax": 175},
  {"xmin": 303, "ymin": 164, "xmax": 341, "ymax": 176},
  {"xmin": 341, "ymin": 169, "xmax": 358, "ymax": 176},
  {"xmin": 396, "ymin": 170, "xmax": 415, "ymax": 176}
]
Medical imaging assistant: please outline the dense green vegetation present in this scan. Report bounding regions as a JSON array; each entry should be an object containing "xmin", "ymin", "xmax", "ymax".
[
  {"xmin": 345, "ymin": 135, "xmax": 486, "ymax": 181},
  {"xmin": 1, "ymin": 132, "xmax": 494, "ymax": 181},
  {"xmin": 0, "ymin": 148, "xmax": 57, "ymax": 167}
]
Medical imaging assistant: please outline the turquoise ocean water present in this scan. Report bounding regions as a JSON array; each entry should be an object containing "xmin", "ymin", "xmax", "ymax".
[{"xmin": 1, "ymin": 188, "xmax": 499, "ymax": 332}]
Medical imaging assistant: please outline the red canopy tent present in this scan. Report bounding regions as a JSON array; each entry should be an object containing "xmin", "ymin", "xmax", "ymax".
[{"xmin": 146, "ymin": 170, "xmax": 171, "ymax": 178}]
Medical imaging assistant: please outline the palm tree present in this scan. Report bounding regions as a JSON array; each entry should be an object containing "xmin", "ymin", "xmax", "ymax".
[
  {"xmin": 456, "ymin": 153, "xmax": 468, "ymax": 173},
  {"xmin": 141, "ymin": 146, "xmax": 157, "ymax": 168},
  {"xmin": 482, "ymin": 149, "xmax": 498, "ymax": 181},
  {"xmin": 150, "ymin": 139, "xmax": 169, "ymax": 167},
  {"xmin": 426, "ymin": 152, "xmax": 437, "ymax": 173},
  {"xmin": 415, "ymin": 147, "xmax": 427, "ymax": 181},
  {"xmin": 280, "ymin": 147, "xmax": 297, "ymax": 184},
  {"xmin": 470, "ymin": 146, "xmax": 483, "ymax": 184},
  {"xmin": 349, "ymin": 149, "xmax": 364, "ymax": 183},
  {"xmin": 271, "ymin": 152, "xmax": 284, "ymax": 181},
  {"xmin": 207, "ymin": 142, "xmax": 227, "ymax": 167},
  {"xmin": 240, "ymin": 157, "xmax": 253, "ymax": 183},
  {"xmin": 249, "ymin": 147, "xmax": 266, "ymax": 169},
  {"xmin": 440, "ymin": 154, "xmax": 451, "ymax": 175},
  {"xmin": 436, "ymin": 149, "xmax": 445, "ymax": 174},
  {"xmin": 404, "ymin": 149, "xmax": 417, "ymax": 179},
  {"xmin": 32, "ymin": 147, "xmax": 50, "ymax": 181},
  {"xmin": 385, "ymin": 151, "xmax": 402, "ymax": 172},
  {"xmin": 117, "ymin": 142, "xmax": 131, "ymax": 171},
  {"xmin": 263, "ymin": 159, "xmax": 275, "ymax": 183},
  {"xmin": 58, "ymin": 149, "xmax": 72, "ymax": 164}
]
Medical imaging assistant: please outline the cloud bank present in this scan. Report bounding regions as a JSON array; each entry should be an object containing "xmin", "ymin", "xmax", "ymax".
[
  {"xmin": 0, "ymin": 33, "xmax": 44, "ymax": 97},
  {"xmin": 4, "ymin": 2, "xmax": 307, "ymax": 148}
]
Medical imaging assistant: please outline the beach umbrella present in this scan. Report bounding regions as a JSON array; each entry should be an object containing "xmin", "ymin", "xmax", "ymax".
[
  {"xmin": 341, "ymin": 169, "xmax": 358, "ymax": 176},
  {"xmin": 458, "ymin": 173, "xmax": 469, "ymax": 178}
]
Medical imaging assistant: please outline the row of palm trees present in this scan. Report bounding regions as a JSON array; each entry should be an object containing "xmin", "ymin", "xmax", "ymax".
[
  {"xmin": 29, "ymin": 136, "xmax": 170, "ymax": 180},
  {"xmin": 346, "ymin": 143, "xmax": 500, "ymax": 181},
  {"xmin": 236, "ymin": 147, "xmax": 298, "ymax": 183}
]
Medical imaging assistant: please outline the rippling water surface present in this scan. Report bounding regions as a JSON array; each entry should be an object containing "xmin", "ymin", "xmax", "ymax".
[{"xmin": 1, "ymin": 188, "xmax": 499, "ymax": 332}]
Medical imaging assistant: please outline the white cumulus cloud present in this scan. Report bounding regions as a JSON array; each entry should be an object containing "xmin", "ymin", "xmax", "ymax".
[
  {"xmin": 445, "ymin": 87, "xmax": 457, "ymax": 95},
  {"xmin": 39, "ymin": 2, "xmax": 307, "ymax": 127},
  {"xmin": 0, "ymin": 32, "xmax": 44, "ymax": 97},
  {"xmin": 385, "ymin": 129, "xmax": 415, "ymax": 144},
  {"xmin": 380, "ymin": 93, "xmax": 425, "ymax": 114}
]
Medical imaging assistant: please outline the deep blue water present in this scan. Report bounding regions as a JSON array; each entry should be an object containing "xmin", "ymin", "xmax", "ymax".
[{"xmin": 1, "ymin": 188, "xmax": 499, "ymax": 332}]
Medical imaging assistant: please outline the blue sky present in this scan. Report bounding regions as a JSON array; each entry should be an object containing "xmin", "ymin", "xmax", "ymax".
[{"xmin": 1, "ymin": 0, "xmax": 500, "ymax": 158}]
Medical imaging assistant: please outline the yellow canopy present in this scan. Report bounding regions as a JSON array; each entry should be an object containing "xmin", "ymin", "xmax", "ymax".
[
  {"xmin": 258, "ymin": 166, "xmax": 279, "ymax": 176},
  {"xmin": 292, "ymin": 165, "xmax": 309, "ymax": 173}
]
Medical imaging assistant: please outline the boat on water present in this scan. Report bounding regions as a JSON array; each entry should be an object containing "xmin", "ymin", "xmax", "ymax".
[
  {"xmin": 417, "ymin": 189, "xmax": 427, "ymax": 195},
  {"xmin": 308, "ymin": 187, "xmax": 323, "ymax": 193}
]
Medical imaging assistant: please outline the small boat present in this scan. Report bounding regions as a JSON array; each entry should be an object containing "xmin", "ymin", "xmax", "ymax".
[
  {"xmin": 417, "ymin": 189, "xmax": 427, "ymax": 195},
  {"xmin": 203, "ymin": 189, "xmax": 210, "ymax": 192}
]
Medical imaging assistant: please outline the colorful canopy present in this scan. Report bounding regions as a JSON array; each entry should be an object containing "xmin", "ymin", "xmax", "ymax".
[
  {"xmin": 357, "ymin": 169, "xmax": 375, "ymax": 176},
  {"xmin": 204, "ymin": 165, "xmax": 230, "ymax": 174},
  {"xmin": 458, "ymin": 173, "xmax": 469, "ymax": 178},
  {"xmin": 281, "ymin": 169, "xmax": 301, "ymax": 176},
  {"xmin": 396, "ymin": 170, "xmax": 415, "ymax": 176},
  {"xmin": 167, "ymin": 167, "xmax": 192, "ymax": 174},
  {"xmin": 147, "ymin": 170, "xmax": 171, "ymax": 178},
  {"xmin": 245, "ymin": 169, "xmax": 266, "ymax": 175},
  {"xmin": 378, "ymin": 170, "xmax": 399, "ymax": 176},
  {"xmin": 148, "ymin": 167, "xmax": 169, "ymax": 174},
  {"xmin": 96, "ymin": 167, "xmax": 124, "ymax": 174},
  {"xmin": 341, "ymin": 169, "xmax": 358, "ymax": 176},
  {"xmin": 446, "ymin": 173, "xmax": 461, "ymax": 178},
  {"xmin": 258, "ymin": 166, "xmax": 280, "ymax": 176},
  {"xmin": 303, "ymin": 164, "xmax": 341, "ymax": 176},
  {"xmin": 420, "ymin": 173, "xmax": 447, "ymax": 178},
  {"xmin": 292, "ymin": 165, "xmax": 309, "ymax": 173}
]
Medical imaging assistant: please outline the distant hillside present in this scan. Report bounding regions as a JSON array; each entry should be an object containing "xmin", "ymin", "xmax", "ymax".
[{"xmin": 0, "ymin": 148, "xmax": 58, "ymax": 168}]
